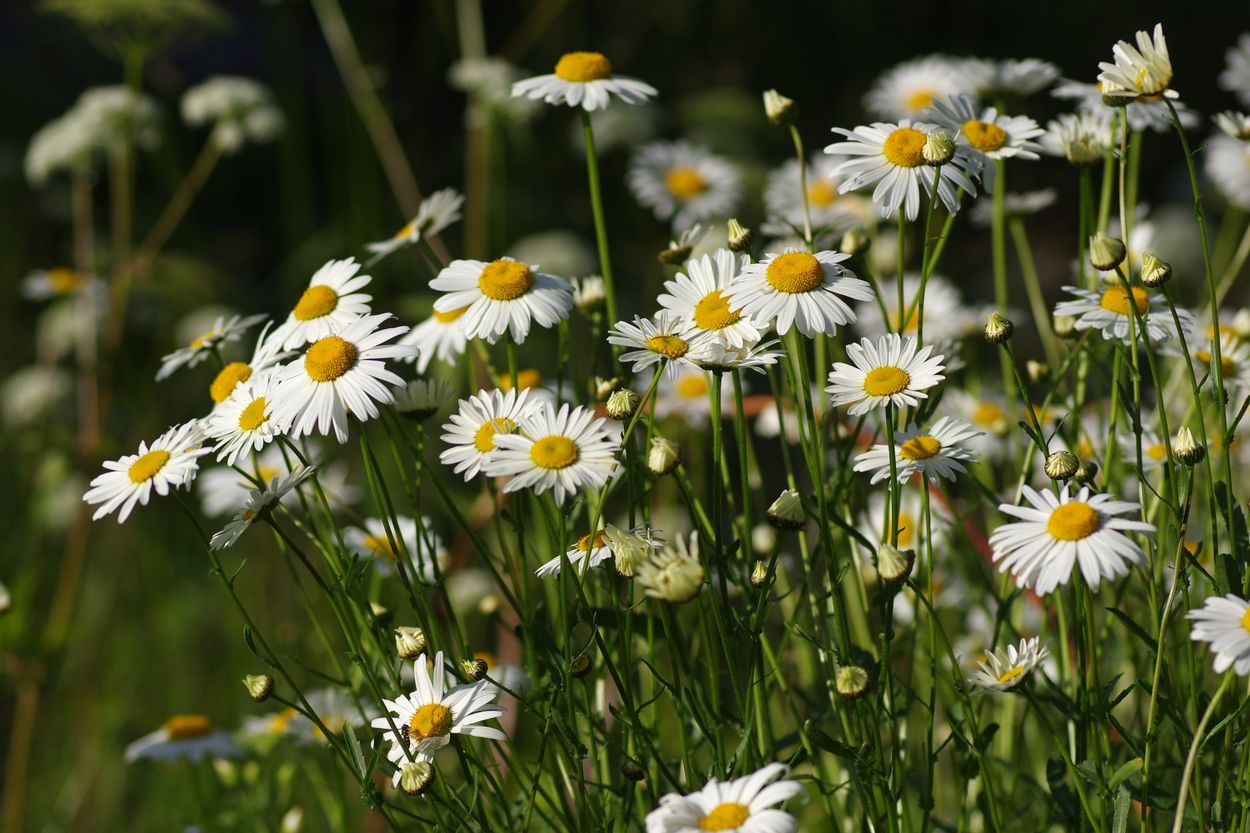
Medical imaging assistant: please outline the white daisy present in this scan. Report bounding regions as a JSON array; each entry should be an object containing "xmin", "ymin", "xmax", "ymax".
[
  {"xmin": 124, "ymin": 715, "xmax": 240, "ymax": 763},
  {"xmin": 854, "ymin": 273, "xmax": 985, "ymax": 341},
  {"xmin": 604, "ymin": 523, "xmax": 665, "ymax": 578},
  {"xmin": 654, "ymin": 366, "xmax": 727, "ymax": 426},
  {"xmin": 1098, "ymin": 23, "xmax": 1177, "ymax": 101},
  {"xmin": 727, "ymin": 248, "xmax": 871, "ymax": 337},
  {"xmin": 627, "ymin": 141, "xmax": 741, "ymax": 231},
  {"xmin": 854, "ymin": 417, "xmax": 982, "ymax": 484},
  {"xmin": 1188, "ymin": 594, "xmax": 1250, "ymax": 676},
  {"xmin": 1181, "ymin": 328, "xmax": 1250, "ymax": 394},
  {"xmin": 943, "ymin": 389, "xmax": 1011, "ymax": 461},
  {"xmin": 1214, "ymin": 111, "xmax": 1250, "ymax": 141},
  {"xmin": 1053, "ymin": 284, "xmax": 1193, "ymax": 345},
  {"xmin": 288, "ymin": 687, "xmax": 377, "ymax": 745},
  {"xmin": 989, "ymin": 485, "xmax": 1153, "ymax": 595},
  {"xmin": 827, "ymin": 334, "xmax": 946, "ymax": 416},
  {"xmin": 209, "ymin": 465, "xmax": 316, "ymax": 550},
  {"xmin": 608, "ymin": 310, "xmax": 710, "ymax": 378},
  {"xmin": 761, "ymin": 155, "xmax": 871, "ymax": 242},
  {"xmin": 536, "ymin": 528, "xmax": 612, "ymax": 578},
  {"xmin": 485, "ymin": 402, "xmax": 621, "ymax": 505},
  {"xmin": 398, "ymin": 307, "xmax": 469, "ymax": 373},
  {"xmin": 635, "ymin": 532, "xmax": 705, "ymax": 604},
  {"xmin": 958, "ymin": 57, "xmax": 1060, "ymax": 99},
  {"xmin": 20, "ymin": 267, "xmax": 103, "ymax": 302},
  {"xmin": 859, "ymin": 489, "xmax": 946, "ymax": 551},
  {"xmin": 511, "ymin": 51, "xmax": 656, "ymax": 112},
  {"xmin": 271, "ymin": 258, "xmax": 373, "ymax": 351},
  {"xmin": 696, "ymin": 338, "xmax": 783, "ymax": 374},
  {"xmin": 864, "ymin": 55, "xmax": 974, "ymax": 121},
  {"xmin": 657, "ymin": 223, "xmax": 711, "ymax": 265},
  {"xmin": 1052, "ymin": 79, "xmax": 1198, "ymax": 134},
  {"xmin": 1040, "ymin": 110, "xmax": 1117, "ymax": 166},
  {"xmin": 1206, "ymin": 133, "xmax": 1250, "ymax": 210},
  {"xmin": 270, "ymin": 312, "xmax": 414, "ymax": 444},
  {"xmin": 439, "ymin": 388, "xmax": 539, "ymax": 480},
  {"xmin": 206, "ymin": 322, "xmax": 293, "ymax": 405},
  {"xmin": 198, "ymin": 446, "xmax": 356, "ymax": 516},
  {"xmin": 83, "ymin": 421, "xmax": 209, "ymax": 523},
  {"xmin": 430, "ymin": 257, "xmax": 572, "ymax": 345},
  {"xmin": 344, "ymin": 516, "xmax": 447, "ymax": 581},
  {"xmin": 645, "ymin": 762, "xmax": 802, "ymax": 833},
  {"xmin": 1221, "ymin": 34, "xmax": 1250, "ymax": 108},
  {"xmin": 967, "ymin": 637, "xmax": 1049, "ymax": 693},
  {"xmin": 1116, "ymin": 423, "xmax": 1171, "ymax": 472},
  {"xmin": 365, "ymin": 188, "xmax": 464, "ymax": 265},
  {"xmin": 204, "ymin": 372, "xmax": 281, "ymax": 466},
  {"xmin": 924, "ymin": 94, "xmax": 1043, "ymax": 190},
  {"xmin": 657, "ymin": 248, "xmax": 761, "ymax": 349},
  {"xmin": 155, "ymin": 312, "xmax": 268, "ymax": 381},
  {"xmin": 371, "ymin": 652, "xmax": 506, "ymax": 780}
]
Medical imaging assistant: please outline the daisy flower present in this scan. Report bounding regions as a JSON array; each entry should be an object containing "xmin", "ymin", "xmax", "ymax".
[
  {"xmin": 439, "ymin": 388, "xmax": 539, "ymax": 480},
  {"xmin": 429, "ymin": 257, "xmax": 573, "ymax": 344},
  {"xmin": 1215, "ymin": 112, "xmax": 1250, "ymax": 141},
  {"xmin": 206, "ymin": 322, "xmax": 293, "ymax": 405},
  {"xmin": 204, "ymin": 372, "xmax": 281, "ymax": 466},
  {"xmin": 371, "ymin": 652, "xmax": 506, "ymax": 779},
  {"xmin": 289, "ymin": 687, "xmax": 377, "ymax": 745},
  {"xmin": 727, "ymin": 248, "xmax": 871, "ymax": 337},
  {"xmin": 271, "ymin": 258, "xmax": 373, "ymax": 351},
  {"xmin": 536, "ymin": 528, "xmax": 612, "ymax": 578},
  {"xmin": 604, "ymin": 523, "xmax": 665, "ymax": 578},
  {"xmin": 365, "ymin": 188, "xmax": 464, "ymax": 265},
  {"xmin": 657, "ymin": 248, "xmax": 761, "ymax": 349},
  {"xmin": 657, "ymin": 223, "xmax": 711, "ymax": 265},
  {"xmin": 854, "ymin": 417, "xmax": 982, "ymax": 484},
  {"xmin": 209, "ymin": 466, "xmax": 316, "ymax": 550},
  {"xmin": 511, "ymin": 51, "xmax": 656, "ymax": 112},
  {"xmin": 1098, "ymin": 23, "xmax": 1177, "ymax": 100},
  {"xmin": 989, "ymin": 485, "xmax": 1153, "ymax": 595},
  {"xmin": 124, "ymin": 715, "xmax": 240, "ymax": 763},
  {"xmin": 608, "ymin": 310, "xmax": 710, "ymax": 378},
  {"xmin": 943, "ymin": 389, "xmax": 1011, "ymax": 461},
  {"xmin": 1221, "ymin": 34, "xmax": 1250, "ymax": 108},
  {"xmin": 1206, "ymin": 133, "xmax": 1250, "ymax": 210},
  {"xmin": 854, "ymin": 273, "xmax": 984, "ymax": 341},
  {"xmin": 398, "ymin": 307, "xmax": 469, "ymax": 373},
  {"xmin": 1188, "ymin": 594, "xmax": 1250, "ymax": 676},
  {"xmin": 1040, "ymin": 110, "xmax": 1116, "ymax": 166},
  {"xmin": 864, "ymin": 55, "xmax": 974, "ymax": 121},
  {"xmin": 858, "ymin": 490, "xmax": 946, "ymax": 551},
  {"xmin": 654, "ymin": 366, "xmax": 728, "ymax": 426},
  {"xmin": 84, "ymin": 421, "xmax": 209, "ymax": 523},
  {"xmin": 924, "ymin": 94, "xmax": 1043, "ymax": 190},
  {"xmin": 155, "ymin": 312, "xmax": 268, "ymax": 381},
  {"xmin": 270, "ymin": 312, "xmax": 414, "ymax": 444},
  {"xmin": 827, "ymin": 334, "xmax": 946, "ymax": 416},
  {"xmin": 967, "ymin": 637, "xmax": 1049, "ymax": 693},
  {"xmin": 1052, "ymin": 79, "xmax": 1197, "ymax": 134},
  {"xmin": 696, "ymin": 338, "xmax": 783, "ymax": 374},
  {"xmin": 1116, "ymin": 423, "xmax": 1171, "ymax": 472},
  {"xmin": 958, "ymin": 57, "xmax": 1060, "ymax": 99},
  {"xmin": 20, "ymin": 267, "xmax": 102, "ymax": 302},
  {"xmin": 645, "ymin": 762, "xmax": 802, "ymax": 833},
  {"xmin": 485, "ymin": 402, "xmax": 621, "ymax": 505},
  {"xmin": 345, "ymin": 516, "xmax": 446, "ymax": 581},
  {"xmin": 636, "ymin": 532, "xmax": 704, "ymax": 603},
  {"xmin": 627, "ymin": 141, "xmax": 741, "ymax": 231},
  {"xmin": 1053, "ymin": 284, "xmax": 1192, "ymax": 345},
  {"xmin": 825, "ymin": 120, "xmax": 981, "ymax": 220},
  {"xmin": 761, "ymin": 155, "xmax": 870, "ymax": 242}
]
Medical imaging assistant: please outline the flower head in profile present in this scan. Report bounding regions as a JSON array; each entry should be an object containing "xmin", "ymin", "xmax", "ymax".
[
  {"xmin": 1097, "ymin": 23, "xmax": 1177, "ymax": 101},
  {"xmin": 645, "ymin": 762, "xmax": 802, "ymax": 833},
  {"xmin": 628, "ymin": 141, "xmax": 741, "ymax": 231},
  {"xmin": 484, "ymin": 402, "xmax": 621, "ymax": 505},
  {"xmin": 536, "ymin": 527, "xmax": 613, "ymax": 578},
  {"xmin": 344, "ymin": 516, "xmax": 446, "ymax": 581},
  {"xmin": 1221, "ymin": 34, "xmax": 1250, "ymax": 108},
  {"xmin": 209, "ymin": 466, "xmax": 316, "ymax": 551},
  {"xmin": 124, "ymin": 715, "xmax": 240, "ymax": 763},
  {"xmin": 1053, "ymin": 283, "xmax": 1193, "ymax": 345},
  {"xmin": 728, "ymin": 249, "xmax": 871, "ymax": 337},
  {"xmin": 827, "ymin": 333, "xmax": 946, "ymax": 415},
  {"xmin": 511, "ymin": 51, "xmax": 656, "ymax": 111},
  {"xmin": 1188, "ymin": 594, "xmax": 1250, "ymax": 676},
  {"xmin": 366, "ymin": 188, "xmax": 464, "ymax": 265},
  {"xmin": 854, "ymin": 417, "xmax": 982, "ymax": 484},
  {"xmin": 967, "ymin": 637, "xmax": 1049, "ymax": 694},
  {"xmin": 636, "ymin": 532, "xmax": 704, "ymax": 603},
  {"xmin": 20, "ymin": 267, "xmax": 103, "ymax": 303},
  {"xmin": 271, "ymin": 258, "xmax": 373, "ymax": 351},
  {"xmin": 430, "ymin": 257, "xmax": 572, "ymax": 345},
  {"xmin": 84, "ymin": 421, "xmax": 210, "ymax": 523},
  {"xmin": 1040, "ymin": 110, "xmax": 1116, "ymax": 166},
  {"xmin": 958, "ymin": 57, "xmax": 1060, "ymax": 99},
  {"xmin": 155, "ymin": 312, "xmax": 268, "ymax": 381}
]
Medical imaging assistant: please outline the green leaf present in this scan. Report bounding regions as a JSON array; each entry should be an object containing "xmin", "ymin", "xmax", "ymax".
[
  {"xmin": 805, "ymin": 720, "xmax": 857, "ymax": 760},
  {"xmin": 342, "ymin": 723, "xmax": 367, "ymax": 780},
  {"xmin": 1107, "ymin": 607, "xmax": 1155, "ymax": 649}
]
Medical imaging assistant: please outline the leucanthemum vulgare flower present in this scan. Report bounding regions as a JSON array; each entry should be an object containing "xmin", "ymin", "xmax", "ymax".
[
  {"xmin": 371, "ymin": 651, "xmax": 506, "ymax": 779},
  {"xmin": 1206, "ymin": 132, "xmax": 1250, "ymax": 210},
  {"xmin": 636, "ymin": 532, "xmax": 704, "ymax": 603},
  {"xmin": 198, "ymin": 446, "xmax": 357, "ymax": 516},
  {"xmin": 1188, "ymin": 594, "xmax": 1250, "ymax": 676},
  {"xmin": 365, "ymin": 188, "xmax": 465, "ymax": 265},
  {"xmin": 989, "ymin": 484, "xmax": 1153, "ymax": 595},
  {"xmin": 924, "ymin": 95, "xmax": 1043, "ymax": 190},
  {"xmin": 20, "ymin": 267, "xmax": 102, "ymax": 302},
  {"xmin": 825, "ymin": 120, "xmax": 981, "ymax": 220},
  {"xmin": 657, "ymin": 223, "xmax": 710, "ymax": 265},
  {"xmin": 653, "ymin": 365, "xmax": 729, "ymax": 425},
  {"xmin": 271, "ymin": 258, "xmax": 373, "ymax": 351},
  {"xmin": 536, "ymin": 528, "xmax": 612, "ymax": 578},
  {"xmin": 761, "ymin": 155, "xmax": 870, "ymax": 241},
  {"xmin": 205, "ymin": 371, "xmax": 280, "ymax": 466},
  {"xmin": 155, "ymin": 312, "xmax": 268, "ymax": 381},
  {"xmin": 727, "ymin": 249, "xmax": 871, "ymax": 337},
  {"xmin": 1215, "ymin": 112, "xmax": 1250, "ymax": 141},
  {"xmin": 204, "ymin": 321, "xmax": 293, "ymax": 405},
  {"xmin": 604, "ymin": 524, "xmax": 665, "ymax": 578},
  {"xmin": 345, "ymin": 516, "xmax": 446, "ymax": 581},
  {"xmin": 1098, "ymin": 23, "xmax": 1177, "ymax": 101},
  {"xmin": 180, "ymin": 76, "xmax": 283, "ymax": 153},
  {"xmin": 484, "ymin": 402, "xmax": 621, "ymax": 505},
  {"xmin": 853, "ymin": 417, "xmax": 982, "ymax": 484},
  {"xmin": 439, "ymin": 387, "xmax": 539, "ymax": 480},
  {"xmin": 863, "ymin": 55, "xmax": 974, "ymax": 121},
  {"xmin": 627, "ymin": 140, "xmax": 742, "ymax": 231},
  {"xmin": 1116, "ymin": 423, "xmax": 1171, "ymax": 472},
  {"xmin": 209, "ymin": 466, "xmax": 316, "ymax": 551},
  {"xmin": 696, "ymin": 338, "xmax": 783, "ymax": 374},
  {"xmin": 967, "ymin": 637, "xmax": 1050, "ymax": 693},
  {"xmin": 1040, "ymin": 110, "xmax": 1116, "ymax": 166},
  {"xmin": 270, "ymin": 312, "xmax": 414, "ymax": 444},
  {"xmin": 827, "ymin": 333, "xmax": 946, "ymax": 416},
  {"xmin": 645, "ymin": 762, "xmax": 802, "ymax": 833},
  {"xmin": 1051, "ymin": 80, "xmax": 1198, "ymax": 133},
  {"xmin": 608, "ymin": 310, "xmax": 711, "ymax": 378},
  {"xmin": 124, "ymin": 715, "xmax": 240, "ymax": 763},
  {"xmin": 657, "ymin": 248, "xmax": 761, "ymax": 349},
  {"xmin": 853, "ymin": 273, "xmax": 985, "ymax": 341},
  {"xmin": 1221, "ymin": 34, "xmax": 1250, "ymax": 108},
  {"xmin": 1053, "ymin": 283, "xmax": 1193, "ymax": 344},
  {"xmin": 398, "ymin": 307, "xmax": 468, "ymax": 373},
  {"xmin": 287, "ymin": 687, "xmax": 378, "ymax": 745},
  {"xmin": 511, "ymin": 50, "xmax": 656, "ymax": 111},
  {"xmin": 957, "ymin": 57, "xmax": 1061, "ymax": 99},
  {"xmin": 84, "ymin": 420, "xmax": 209, "ymax": 523},
  {"xmin": 429, "ymin": 257, "xmax": 573, "ymax": 344}
]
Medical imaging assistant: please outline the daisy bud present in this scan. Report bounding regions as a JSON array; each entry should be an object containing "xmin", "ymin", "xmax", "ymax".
[
  {"xmin": 0, "ymin": 581, "xmax": 9, "ymax": 615},
  {"xmin": 922, "ymin": 131, "xmax": 955, "ymax": 166},
  {"xmin": 395, "ymin": 626, "xmax": 427, "ymax": 660},
  {"xmin": 835, "ymin": 663, "xmax": 874, "ymax": 700},
  {"xmin": 574, "ymin": 276, "xmax": 606, "ymax": 312},
  {"xmin": 370, "ymin": 602, "xmax": 392, "ymax": 628},
  {"xmin": 647, "ymin": 436, "xmax": 681, "ymax": 476},
  {"xmin": 1045, "ymin": 450, "xmax": 1080, "ymax": 481},
  {"xmin": 400, "ymin": 761, "xmax": 435, "ymax": 796},
  {"xmin": 876, "ymin": 543, "xmax": 915, "ymax": 585},
  {"xmin": 594, "ymin": 375, "xmax": 622, "ymax": 400},
  {"xmin": 280, "ymin": 808, "xmax": 304, "ymax": 833},
  {"xmin": 766, "ymin": 488, "xmax": 805, "ymax": 530},
  {"xmin": 605, "ymin": 388, "xmax": 640, "ymax": 420},
  {"xmin": 750, "ymin": 560, "xmax": 769, "ymax": 588},
  {"xmin": 570, "ymin": 654, "xmax": 593, "ymax": 678},
  {"xmin": 983, "ymin": 312, "xmax": 1014, "ymax": 344},
  {"xmin": 1053, "ymin": 314, "xmax": 1078, "ymax": 339},
  {"xmin": 751, "ymin": 523, "xmax": 777, "ymax": 554},
  {"xmin": 460, "ymin": 657, "xmax": 489, "ymax": 681},
  {"xmin": 1089, "ymin": 232, "xmax": 1127, "ymax": 271},
  {"xmin": 763, "ymin": 89, "xmax": 797, "ymax": 125},
  {"xmin": 243, "ymin": 674, "xmax": 274, "ymax": 703},
  {"xmin": 621, "ymin": 759, "xmax": 646, "ymax": 782},
  {"xmin": 1140, "ymin": 252, "xmax": 1172, "ymax": 287},
  {"xmin": 1174, "ymin": 427, "xmax": 1206, "ymax": 466},
  {"xmin": 840, "ymin": 227, "xmax": 871, "ymax": 256},
  {"xmin": 658, "ymin": 242, "xmax": 694, "ymax": 265},
  {"xmin": 1074, "ymin": 459, "xmax": 1099, "ymax": 485},
  {"xmin": 1026, "ymin": 360, "xmax": 1050, "ymax": 383},
  {"xmin": 727, "ymin": 218, "xmax": 753, "ymax": 253}
]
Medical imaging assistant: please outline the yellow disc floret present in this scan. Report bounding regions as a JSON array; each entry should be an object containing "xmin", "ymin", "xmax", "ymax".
[
  {"xmin": 210, "ymin": 362, "xmax": 253, "ymax": 403},
  {"xmin": 304, "ymin": 336, "xmax": 358, "ymax": 382},
  {"xmin": 434, "ymin": 305, "xmax": 470, "ymax": 323},
  {"xmin": 962, "ymin": 119, "xmax": 1008, "ymax": 152},
  {"xmin": 765, "ymin": 252, "xmax": 825, "ymax": 294},
  {"xmin": 293, "ymin": 284, "xmax": 340, "ymax": 321},
  {"xmin": 238, "ymin": 397, "xmax": 268, "ymax": 431},
  {"xmin": 129, "ymin": 449, "xmax": 171, "ymax": 484},
  {"xmin": 497, "ymin": 369, "xmax": 542, "ymax": 391},
  {"xmin": 1098, "ymin": 286, "xmax": 1150, "ymax": 316},
  {"xmin": 1047, "ymin": 501, "xmax": 1101, "ymax": 541},
  {"xmin": 863, "ymin": 366, "xmax": 911, "ymax": 397},
  {"xmin": 646, "ymin": 334, "xmax": 690, "ymax": 358},
  {"xmin": 409, "ymin": 703, "xmax": 453, "ymax": 740},
  {"xmin": 699, "ymin": 802, "xmax": 751, "ymax": 831},
  {"xmin": 530, "ymin": 435, "xmax": 579, "ymax": 469},
  {"xmin": 807, "ymin": 179, "xmax": 839, "ymax": 207},
  {"xmin": 554, "ymin": 51, "xmax": 613, "ymax": 83},
  {"xmin": 664, "ymin": 167, "xmax": 708, "ymax": 200},
  {"xmin": 677, "ymin": 374, "xmax": 708, "ymax": 398},
  {"xmin": 693, "ymin": 290, "xmax": 742, "ymax": 330},
  {"xmin": 882, "ymin": 127, "xmax": 927, "ymax": 167},
  {"xmin": 473, "ymin": 417, "xmax": 516, "ymax": 453},
  {"xmin": 996, "ymin": 665, "xmax": 1024, "ymax": 685},
  {"xmin": 904, "ymin": 89, "xmax": 935, "ymax": 113},
  {"xmin": 900, "ymin": 435, "xmax": 941, "ymax": 460},
  {"xmin": 577, "ymin": 531, "xmax": 608, "ymax": 551},
  {"xmin": 164, "ymin": 714, "xmax": 214, "ymax": 740},
  {"xmin": 478, "ymin": 260, "xmax": 535, "ymax": 301},
  {"xmin": 1241, "ymin": 606, "xmax": 1250, "ymax": 634}
]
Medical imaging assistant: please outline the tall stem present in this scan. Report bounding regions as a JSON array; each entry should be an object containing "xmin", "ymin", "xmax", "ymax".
[{"xmin": 581, "ymin": 111, "xmax": 618, "ymax": 327}]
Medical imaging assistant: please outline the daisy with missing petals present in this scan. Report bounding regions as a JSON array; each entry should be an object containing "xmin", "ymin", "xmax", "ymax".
[
  {"xmin": 440, "ymin": 388, "xmax": 538, "ymax": 480},
  {"xmin": 826, "ymin": 120, "xmax": 980, "ymax": 220},
  {"xmin": 1188, "ymin": 594, "xmax": 1250, "ymax": 676},
  {"xmin": 627, "ymin": 141, "xmax": 741, "ymax": 231},
  {"xmin": 967, "ymin": 637, "xmax": 1049, "ymax": 693},
  {"xmin": 854, "ymin": 417, "xmax": 982, "ymax": 484},
  {"xmin": 485, "ymin": 402, "xmax": 621, "ymax": 505},
  {"xmin": 84, "ymin": 421, "xmax": 209, "ymax": 523},
  {"xmin": 209, "ymin": 466, "xmax": 316, "ymax": 550},
  {"xmin": 270, "ymin": 313, "xmax": 413, "ymax": 444},
  {"xmin": 124, "ymin": 715, "xmax": 240, "ymax": 763},
  {"xmin": 657, "ymin": 248, "xmax": 761, "ymax": 349},
  {"xmin": 925, "ymin": 95, "xmax": 1043, "ymax": 190},
  {"xmin": 1053, "ymin": 283, "xmax": 1193, "ymax": 344},
  {"xmin": 645, "ymin": 762, "xmax": 802, "ymax": 833},
  {"xmin": 1098, "ymin": 23, "xmax": 1177, "ymax": 101},
  {"xmin": 272, "ymin": 258, "xmax": 373, "ymax": 351},
  {"xmin": 827, "ymin": 334, "xmax": 946, "ymax": 416},
  {"xmin": 536, "ymin": 528, "xmax": 612, "ymax": 578},
  {"xmin": 696, "ymin": 338, "xmax": 783, "ymax": 374},
  {"xmin": 430, "ymin": 257, "xmax": 572, "ymax": 345},
  {"xmin": 371, "ymin": 651, "xmax": 506, "ymax": 781},
  {"xmin": 365, "ymin": 188, "xmax": 464, "ymax": 265},
  {"xmin": 205, "ymin": 372, "xmax": 280, "ymax": 466},
  {"xmin": 728, "ymin": 249, "xmax": 872, "ymax": 337},
  {"xmin": 608, "ymin": 310, "xmax": 709, "ymax": 378},
  {"xmin": 155, "ymin": 312, "xmax": 268, "ymax": 381},
  {"xmin": 989, "ymin": 485, "xmax": 1153, "ymax": 595},
  {"xmin": 511, "ymin": 51, "xmax": 656, "ymax": 112}
]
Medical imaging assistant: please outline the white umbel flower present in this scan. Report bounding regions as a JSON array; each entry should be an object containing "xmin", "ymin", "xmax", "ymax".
[
  {"xmin": 657, "ymin": 248, "xmax": 761, "ymax": 349},
  {"xmin": 511, "ymin": 51, "xmax": 656, "ymax": 112},
  {"xmin": 155, "ymin": 312, "xmax": 268, "ymax": 381},
  {"xmin": 430, "ymin": 257, "xmax": 572, "ymax": 344},
  {"xmin": 645, "ymin": 762, "xmax": 802, "ymax": 833},
  {"xmin": 608, "ymin": 310, "xmax": 711, "ymax": 378},
  {"xmin": 1188, "ymin": 594, "xmax": 1250, "ymax": 676},
  {"xmin": 366, "ymin": 189, "xmax": 465, "ymax": 264},
  {"xmin": 967, "ymin": 637, "xmax": 1049, "ymax": 693},
  {"xmin": 439, "ymin": 388, "xmax": 539, "ymax": 480},
  {"xmin": 628, "ymin": 141, "xmax": 741, "ymax": 231},
  {"xmin": 1053, "ymin": 284, "xmax": 1193, "ymax": 344},
  {"xmin": 205, "ymin": 372, "xmax": 281, "ymax": 466},
  {"xmin": 727, "ymin": 248, "xmax": 871, "ymax": 337},
  {"xmin": 271, "ymin": 258, "xmax": 373, "ymax": 351},
  {"xmin": 854, "ymin": 417, "xmax": 982, "ymax": 484},
  {"xmin": 827, "ymin": 334, "xmax": 946, "ymax": 415},
  {"xmin": 484, "ymin": 402, "xmax": 621, "ymax": 505},
  {"xmin": 209, "ymin": 466, "xmax": 316, "ymax": 550},
  {"xmin": 1097, "ymin": 23, "xmax": 1177, "ymax": 101},
  {"xmin": 124, "ymin": 715, "xmax": 240, "ymax": 763},
  {"xmin": 83, "ymin": 421, "xmax": 210, "ymax": 523},
  {"xmin": 181, "ymin": 76, "xmax": 283, "ymax": 153}
]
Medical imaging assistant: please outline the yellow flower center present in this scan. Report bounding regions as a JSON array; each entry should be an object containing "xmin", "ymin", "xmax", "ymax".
[
  {"xmin": 408, "ymin": 703, "xmax": 453, "ymax": 740},
  {"xmin": 554, "ymin": 51, "xmax": 613, "ymax": 82},
  {"xmin": 1242, "ymin": 606, "xmax": 1250, "ymax": 634},
  {"xmin": 693, "ymin": 290, "xmax": 742, "ymax": 330},
  {"xmin": 210, "ymin": 362, "xmax": 253, "ymax": 403},
  {"xmin": 1195, "ymin": 350, "xmax": 1237, "ymax": 377},
  {"xmin": 190, "ymin": 329, "xmax": 218, "ymax": 349},
  {"xmin": 363, "ymin": 533, "xmax": 397, "ymax": 559},
  {"xmin": 677, "ymin": 374, "xmax": 709, "ymax": 398},
  {"xmin": 304, "ymin": 336, "xmax": 358, "ymax": 382},
  {"xmin": 394, "ymin": 219, "xmax": 416, "ymax": 239},
  {"xmin": 1047, "ymin": 501, "xmax": 1101, "ymax": 541},
  {"xmin": 996, "ymin": 665, "xmax": 1024, "ymax": 685},
  {"xmin": 577, "ymin": 531, "xmax": 608, "ymax": 551},
  {"xmin": 904, "ymin": 89, "xmax": 935, "ymax": 112},
  {"xmin": 47, "ymin": 267, "xmax": 80, "ymax": 293},
  {"xmin": 473, "ymin": 417, "xmax": 516, "ymax": 453},
  {"xmin": 665, "ymin": 167, "xmax": 708, "ymax": 201},
  {"xmin": 896, "ymin": 511, "xmax": 914, "ymax": 549},
  {"xmin": 530, "ymin": 435, "xmax": 579, "ymax": 469},
  {"xmin": 478, "ymin": 260, "xmax": 534, "ymax": 301},
  {"xmin": 882, "ymin": 127, "xmax": 927, "ymax": 167},
  {"xmin": 962, "ymin": 119, "xmax": 1008, "ymax": 152},
  {"xmin": 434, "ymin": 305, "xmax": 470, "ymax": 323},
  {"xmin": 900, "ymin": 435, "xmax": 941, "ymax": 461},
  {"xmin": 699, "ymin": 802, "xmax": 750, "ymax": 830},
  {"xmin": 293, "ymin": 284, "xmax": 340, "ymax": 321},
  {"xmin": 268, "ymin": 709, "xmax": 296, "ymax": 735},
  {"xmin": 497, "ymin": 369, "xmax": 542, "ymax": 391},
  {"xmin": 765, "ymin": 252, "xmax": 824, "ymax": 294},
  {"xmin": 807, "ymin": 179, "xmax": 839, "ymax": 207},
  {"xmin": 1147, "ymin": 443, "xmax": 1167, "ymax": 462},
  {"xmin": 129, "ymin": 449, "xmax": 171, "ymax": 484},
  {"xmin": 863, "ymin": 366, "xmax": 911, "ymax": 397},
  {"xmin": 646, "ymin": 333, "xmax": 690, "ymax": 358},
  {"xmin": 1098, "ymin": 286, "xmax": 1150, "ymax": 316},
  {"xmin": 973, "ymin": 401, "xmax": 1007, "ymax": 431},
  {"xmin": 164, "ymin": 714, "xmax": 213, "ymax": 740},
  {"xmin": 238, "ymin": 397, "xmax": 268, "ymax": 431}
]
